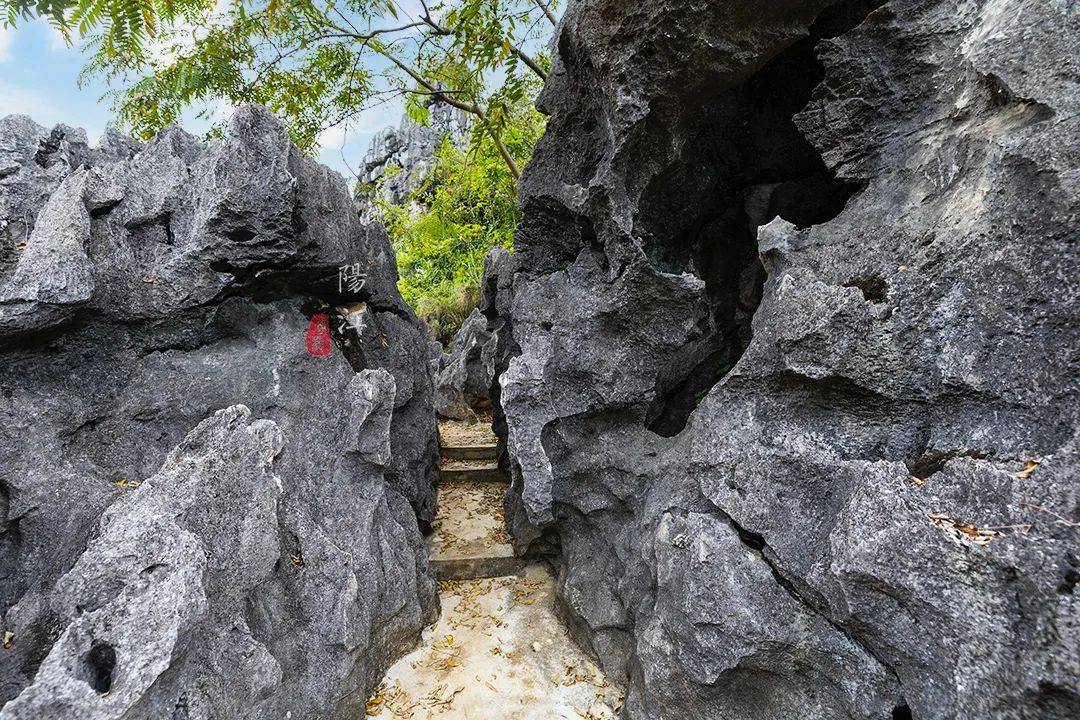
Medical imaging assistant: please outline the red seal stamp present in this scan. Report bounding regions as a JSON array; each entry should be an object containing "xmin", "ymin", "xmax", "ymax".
[{"xmin": 306, "ymin": 313, "xmax": 332, "ymax": 357}]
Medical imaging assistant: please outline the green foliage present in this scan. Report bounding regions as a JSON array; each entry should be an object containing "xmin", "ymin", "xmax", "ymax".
[
  {"xmin": 381, "ymin": 93, "xmax": 544, "ymax": 343},
  {"xmin": 1, "ymin": 0, "xmax": 557, "ymax": 161},
  {"xmin": 4, "ymin": 0, "xmax": 213, "ymax": 62}
]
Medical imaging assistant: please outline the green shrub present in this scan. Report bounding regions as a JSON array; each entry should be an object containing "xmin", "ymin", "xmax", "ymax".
[{"xmin": 380, "ymin": 98, "xmax": 545, "ymax": 345}]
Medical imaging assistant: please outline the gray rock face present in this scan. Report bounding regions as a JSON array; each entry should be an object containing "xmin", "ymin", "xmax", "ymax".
[
  {"xmin": 498, "ymin": 1, "xmax": 1080, "ymax": 719},
  {"xmin": 434, "ymin": 309, "xmax": 496, "ymax": 420},
  {"xmin": 0, "ymin": 107, "xmax": 438, "ymax": 714},
  {"xmin": 0, "ymin": 117, "xmax": 139, "ymax": 310},
  {"xmin": 433, "ymin": 247, "xmax": 515, "ymax": 422},
  {"xmin": 0, "ymin": 117, "xmax": 139, "ymax": 328},
  {"xmin": 357, "ymin": 102, "xmax": 470, "ymax": 215}
]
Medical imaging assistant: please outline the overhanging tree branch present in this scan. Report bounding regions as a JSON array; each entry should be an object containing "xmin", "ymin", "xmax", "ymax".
[
  {"xmin": 377, "ymin": 51, "xmax": 520, "ymax": 180},
  {"xmin": 508, "ymin": 43, "xmax": 547, "ymax": 81},
  {"xmin": 10, "ymin": 0, "xmax": 545, "ymax": 184},
  {"xmin": 417, "ymin": 9, "xmax": 547, "ymax": 82},
  {"xmin": 534, "ymin": 0, "xmax": 557, "ymax": 26}
]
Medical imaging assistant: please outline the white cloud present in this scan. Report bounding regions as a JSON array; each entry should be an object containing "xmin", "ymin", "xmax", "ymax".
[
  {"xmin": 0, "ymin": 81, "xmax": 60, "ymax": 122},
  {"xmin": 0, "ymin": 80, "xmax": 108, "ymax": 144},
  {"xmin": 318, "ymin": 123, "xmax": 349, "ymax": 150},
  {"xmin": 350, "ymin": 101, "xmax": 405, "ymax": 135}
]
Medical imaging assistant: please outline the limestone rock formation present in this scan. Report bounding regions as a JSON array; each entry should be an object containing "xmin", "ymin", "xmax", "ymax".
[
  {"xmin": 0, "ymin": 116, "xmax": 139, "ymax": 257},
  {"xmin": 498, "ymin": 1, "xmax": 1080, "ymax": 719},
  {"xmin": 433, "ymin": 247, "xmax": 515, "ymax": 422},
  {"xmin": 434, "ymin": 308, "xmax": 496, "ymax": 420},
  {"xmin": 357, "ymin": 102, "xmax": 470, "ymax": 216},
  {"xmin": 0, "ymin": 107, "xmax": 438, "ymax": 715}
]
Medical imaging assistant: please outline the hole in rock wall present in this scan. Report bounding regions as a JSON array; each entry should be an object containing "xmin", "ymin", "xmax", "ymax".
[
  {"xmin": 1030, "ymin": 682, "xmax": 1080, "ymax": 716},
  {"xmin": 891, "ymin": 703, "xmax": 913, "ymax": 720},
  {"xmin": 639, "ymin": 0, "xmax": 886, "ymax": 437},
  {"xmin": 846, "ymin": 274, "xmax": 889, "ymax": 303},
  {"xmin": 82, "ymin": 641, "xmax": 117, "ymax": 694},
  {"xmin": 1059, "ymin": 554, "xmax": 1079, "ymax": 596}
]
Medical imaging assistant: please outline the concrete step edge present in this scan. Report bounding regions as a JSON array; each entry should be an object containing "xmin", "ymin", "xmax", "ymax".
[
  {"xmin": 441, "ymin": 445, "xmax": 498, "ymax": 461},
  {"xmin": 429, "ymin": 555, "xmax": 527, "ymax": 581},
  {"xmin": 438, "ymin": 467, "xmax": 508, "ymax": 483}
]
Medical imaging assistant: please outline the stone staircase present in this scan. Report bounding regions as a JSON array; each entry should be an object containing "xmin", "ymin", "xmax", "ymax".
[
  {"xmin": 427, "ymin": 425, "xmax": 526, "ymax": 581},
  {"xmin": 365, "ymin": 420, "xmax": 624, "ymax": 720}
]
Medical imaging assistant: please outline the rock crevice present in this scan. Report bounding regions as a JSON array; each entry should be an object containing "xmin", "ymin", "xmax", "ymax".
[{"xmin": 494, "ymin": 0, "xmax": 1080, "ymax": 718}]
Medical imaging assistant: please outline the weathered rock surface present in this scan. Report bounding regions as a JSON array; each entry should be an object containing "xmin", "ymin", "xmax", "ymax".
[
  {"xmin": 433, "ymin": 247, "xmax": 514, "ymax": 422},
  {"xmin": 357, "ymin": 101, "xmax": 470, "ymax": 216},
  {"xmin": 0, "ymin": 107, "xmax": 438, "ymax": 715},
  {"xmin": 434, "ymin": 308, "xmax": 496, "ymax": 420},
  {"xmin": 0, "ymin": 117, "xmax": 139, "ymax": 263},
  {"xmin": 498, "ymin": 1, "xmax": 1080, "ymax": 719}
]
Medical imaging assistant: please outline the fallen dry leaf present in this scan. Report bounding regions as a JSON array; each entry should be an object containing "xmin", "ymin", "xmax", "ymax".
[
  {"xmin": 928, "ymin": 512, "xmax": 999, "ymax": 547},
  {"xmin": 364, "ymin": 691, "xmax": 385, "ymax": 716},
  {"xmin": 1012, "ymin": 460, "xmax": 1040, "ymax": 479}
]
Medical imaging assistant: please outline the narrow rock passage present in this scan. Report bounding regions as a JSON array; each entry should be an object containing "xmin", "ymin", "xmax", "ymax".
[{"xmin": 365, "ymin": 421, "xmax": 624, "ymax": 720}]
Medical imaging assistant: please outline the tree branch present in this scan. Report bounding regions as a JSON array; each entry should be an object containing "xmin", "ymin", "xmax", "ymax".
[
  {"xmin": 418, "ymin": 12, "xmax": 547, "ymax": 82},
  {"xmin": 487, "ymin": 128, "xmax": 520, "ymax": 180},
  {"xmin": 326, "ymin": 21, "xmax": 524, "ymax": 181},
  {"xmin": 534, "ymin": 0, "xmax": 558, "ymax": 26},
  {"xmin": 510, "ymin": 44, "xmax": 547, "ymax": 81},
  {"xmin": 385, "ymin": 57, "xmax": 520, "ymax": 180}
]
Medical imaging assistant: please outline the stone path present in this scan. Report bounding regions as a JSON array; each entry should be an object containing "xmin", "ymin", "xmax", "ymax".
[
  {"xmin": 365, "ymin": 421, "xmax": 624, "ymax": 720},
  {"xmin": 428, "ymin": 427, "xmax": 521, "ymax": 581},
  {"xmin": 427, "ymin": 480, "xmax": 522, "ymax": 581}
]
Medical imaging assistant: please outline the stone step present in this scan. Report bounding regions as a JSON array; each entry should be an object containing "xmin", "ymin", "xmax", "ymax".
[
  {"xmin": 438, "ymin": 464, "xmax": 507, "ymax": 483},
  {"xmin": 427, "ymin": 480, "xmax": 519, "ymax": 581},
  {"xmin": 440, "ymin": 444, "xmax": 498, "ymax": 461},
  {"xmin": 429, "ymin": 555, "xmax": 527, "ymax": 582}
]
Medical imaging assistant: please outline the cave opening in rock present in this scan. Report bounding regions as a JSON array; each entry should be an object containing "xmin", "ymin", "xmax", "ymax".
[
  {"xmin": 82, "ymin": 641, "xmax": 117, "ymax": 694},
  {"xmin": 905, "ymin": 448, "xmax": 990, "ymax": 480},
  {"xmin": 892, "ymin": 703, "xmax": 913, "ymax": 720},
  {"xmin": 641, "ymin": 0, "xmax": 886, "ymax": 437},
  {"xmin": 1058, "ymin": 554, "xmax": 1079, "ymax": 596}
]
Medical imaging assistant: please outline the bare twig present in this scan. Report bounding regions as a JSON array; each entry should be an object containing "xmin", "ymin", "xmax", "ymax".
[
  {"xmin": 508, "ymin": 43, "xmax": 548, "ymax": 81},
  {"xmin": 407, "ymin": 87, "xmax": 473, "ymax": 97},
  {"xmin": 982, "ymin": 523, "xmax": 1033, "ymax": 534},
  {"xmin": 1019, "ymin": 502, "xmax": 1080, "ymax": 527}
]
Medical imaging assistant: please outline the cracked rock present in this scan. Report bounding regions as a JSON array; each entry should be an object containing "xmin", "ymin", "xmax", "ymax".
[
  {"xmin": 0, "ymin": 106, "xmax": 439, "ymax": 714},
  {"xmin": 435, "ymin": 308, "xmax": 497, "ymax": 420},
  {"xmin": 496, "ymin": 0, "xmax": 1080, "ymax": 718}
]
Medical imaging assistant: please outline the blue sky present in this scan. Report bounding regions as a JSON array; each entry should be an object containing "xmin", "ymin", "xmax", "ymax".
[{"xmin": 0, "ymin": 21, "xmax": 404, "ymax": 180}]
